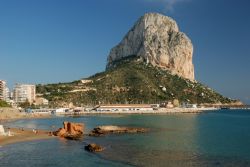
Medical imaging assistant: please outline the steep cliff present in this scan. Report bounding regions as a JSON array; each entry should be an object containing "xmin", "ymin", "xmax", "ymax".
[{"xmin": 107, "ymin": 13, "xmax": 194, "ymax": 81}]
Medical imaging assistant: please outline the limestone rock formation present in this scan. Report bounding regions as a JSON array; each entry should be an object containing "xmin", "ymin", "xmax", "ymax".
[
  {"xmin": 107, "ymin": 13, "xmax": 194, "ymax": 81},
  {"xmin": 53, "ymin": 122, "xmax": 84, "ymax": 140}
]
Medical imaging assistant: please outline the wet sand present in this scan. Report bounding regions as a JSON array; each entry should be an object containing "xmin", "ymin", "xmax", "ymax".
[{"xmin": 0, "ymin": 128, "xmax": 54, "ymax": 146}]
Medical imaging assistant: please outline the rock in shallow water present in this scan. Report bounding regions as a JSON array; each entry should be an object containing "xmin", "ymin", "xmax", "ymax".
[
  {"xmin": 85, "ymin": 143, "xmax": 104, "ymax": 152},
  {"xmin": 53, "ymin": 122, "xmax": 84, "ymax": 140},
  {"xmin": 89, "ymin": 125, "xmax": 148, "ymax": 136}
]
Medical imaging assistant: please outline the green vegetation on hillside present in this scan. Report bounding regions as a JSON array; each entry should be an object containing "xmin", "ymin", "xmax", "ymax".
[{"xmin": 36, "ymin": 56, "xmax": 235, "ymax": 107}]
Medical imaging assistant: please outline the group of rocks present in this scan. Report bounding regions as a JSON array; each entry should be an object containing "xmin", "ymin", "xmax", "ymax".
[{"xmin": 53, "ymin": 122, "xmax": 148, "ymax": 152}]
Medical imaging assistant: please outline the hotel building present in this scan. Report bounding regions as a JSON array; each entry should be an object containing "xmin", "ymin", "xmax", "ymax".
[
  {"xmin": 0, "ymin": 80, "xmax": 9, "ymax": 101},
  {"xmin": 13, "ymin": 84, "xmax": 36, "ymax": 104}
]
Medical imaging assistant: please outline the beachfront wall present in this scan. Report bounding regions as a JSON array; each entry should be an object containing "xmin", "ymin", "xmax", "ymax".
[
  {"xmin": 25, "ymin": 108, "xmax": 68, "ymax": 114},
  {"xmin": 97, "ymin": 104, "xmax": 154, "ymax": 112}
]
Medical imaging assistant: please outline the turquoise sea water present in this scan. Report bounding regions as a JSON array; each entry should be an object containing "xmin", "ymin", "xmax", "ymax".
[{"xmin": 1, "ymin": 109, "xmax": 250, "ymax": 167}]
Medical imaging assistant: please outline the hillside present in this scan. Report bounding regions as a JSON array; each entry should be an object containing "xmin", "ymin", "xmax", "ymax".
[{"xmin": 36, "ymin": 56, "xmax": 235, "ymax": 107}]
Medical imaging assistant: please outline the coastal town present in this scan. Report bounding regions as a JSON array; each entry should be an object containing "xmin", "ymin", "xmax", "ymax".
[
  {"xmin": 1, "ymin": 79, "xmax": 248, "ymax": 120},
  {"xmin": 0, "ymin": 79, "xmax": 199, "ymax": 117}
]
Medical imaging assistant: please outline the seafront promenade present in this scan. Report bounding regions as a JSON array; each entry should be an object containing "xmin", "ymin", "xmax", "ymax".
[
  {"xmin": 2, "ymin": 104, "xmax": 249, "ymax": 121},
  {"xmin": 67, "ymin": 107, "xmax": 218, "ymax": 115},
  {"xmin": 0, "ymin": 106, "xmax": 238, "ymax": 121}
]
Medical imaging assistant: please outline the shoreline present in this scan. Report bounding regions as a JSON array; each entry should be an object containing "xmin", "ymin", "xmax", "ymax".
[
  {"xmin": 0, "ymin": 107, "xmax": 220, "ymax": 122},
  {"xmin": 0, "ymin": 107, "xmax": 219, "ymax": 122},
  {"xmin": 0, "ymin": 127, "xmax": 54, "ymax": 147},
  {"xmin": 0, "ymin": 107, "xmax": 247, "ymax": 147},
  {"xmin": 63, "ymin": 107, "xmax": 219, "ymax": 115}
]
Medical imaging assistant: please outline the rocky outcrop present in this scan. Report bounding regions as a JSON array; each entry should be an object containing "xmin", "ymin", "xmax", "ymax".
[
  {"xmin": 89, "ymin": 125, "xmax": 148, "ymax": 136},
  {"xmin": 53, "ymin": 122, "xmax": 84, "ymax": 140},
  {"xmin": 107, "ymin": 13, "xmax": 194, "ymax": 81},
  {"xmin": 85, "ymin": 143, "xmax": 104, "ymax": 152}
]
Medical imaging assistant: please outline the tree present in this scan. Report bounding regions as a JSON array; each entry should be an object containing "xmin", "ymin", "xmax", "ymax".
[
  {"xmin": 0, "ymin": 100, "xmax": 11, "ymax": 107},
  {"xmin": 19, "ymin": 99, "xmax": 31, "ymax": 109}
]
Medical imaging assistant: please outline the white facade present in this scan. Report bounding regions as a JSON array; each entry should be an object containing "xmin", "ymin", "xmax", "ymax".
[
  {"xmin": 4, "ymin": 87, "xmax": 10, "ymax": 102},
  {"xmin": 55, "ymin": 108, "xmax": 69, "ymax": 113},
  {"xmin": 96, "ymin": 104, "xmax": 154, "ymax": 112},
  {"xmin": 0, "ymin": 80, "xmax": 5, "ymax": 100},
  {"xmin": 181, "ymin": 103, "xmax": 198, "ymax": 108},
  {"xmin": 13, "ymin": 84, "xmax": 36, "ymax": 104},
  {"xmin": 0, "ymin": 80, "xmax": 10, "ymax": 101}
]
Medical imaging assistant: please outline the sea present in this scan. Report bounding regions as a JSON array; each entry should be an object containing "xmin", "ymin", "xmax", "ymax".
[{"xmin": 1, "ymin": 109, "xmax": 250, "ymax": 167}]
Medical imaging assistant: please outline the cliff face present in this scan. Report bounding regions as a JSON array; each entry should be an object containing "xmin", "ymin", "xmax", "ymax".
[{"xmin": 107, "ymin": 13, "xmax": 194, "ymax": 81}]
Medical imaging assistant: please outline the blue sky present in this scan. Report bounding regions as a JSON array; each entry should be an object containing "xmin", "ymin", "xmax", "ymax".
[{"xmin": 0, "ymin": 0, "xmax": 250, "ymax": 104}]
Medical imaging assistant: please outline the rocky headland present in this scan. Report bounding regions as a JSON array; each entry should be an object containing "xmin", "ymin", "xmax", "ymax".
[
  {"xmin": 107, "ymin": 13, "xmax": 194, "ymax": 81},
  {"xmin": 36, "ymin": 12, "xmax": 238, "ymax": 106}
]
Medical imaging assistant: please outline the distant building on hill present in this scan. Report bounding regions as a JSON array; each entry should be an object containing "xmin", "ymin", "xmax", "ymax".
[
  {"xmin": 181, "ymin": 103, "xmax": 197, "ymax": 108},
  {"xmin": 35, "ymin": 97, "xmax": 49, "ymax": 105},
  {"xmin": 13, "ymin": 84, "xmax": 36, "ymax": 104},
  {"xmin": 96, "ymin": 104, "xmax": 153, "ymax": 112}
]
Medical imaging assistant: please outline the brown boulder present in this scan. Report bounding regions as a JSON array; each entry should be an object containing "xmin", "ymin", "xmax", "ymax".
[
  {"xmin": 53, "ymin": 122, "xmax": 84, "ymax": 140},
  {"xmin": 85, "ymin": 143, "xmax": 104, "ymax": 152},
  {"xmin": 54, "ymin": 128, "xmax": 67, "ymax": 137}
]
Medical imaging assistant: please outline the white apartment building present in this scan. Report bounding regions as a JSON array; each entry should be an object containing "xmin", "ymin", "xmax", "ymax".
[
  {"xmin": 13, "ymin": 84, "xmax": 36, "ymax": 104},
  {"xmin": 0, "ymin": 80, "xmax": 5, "ymax": 100},
  {"xmin": 0, "ymin": 80, "xmax": 10, "ymax": 101}
]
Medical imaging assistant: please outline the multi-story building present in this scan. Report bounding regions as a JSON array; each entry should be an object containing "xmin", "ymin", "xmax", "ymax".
[
  {"xmin": 4, "ymin": 87, "xmax": 10, "ymax": 102},
  {"xmin": 0, "ymin": 80, "xmax": 9, "ymax": 101},
  {"xmin": 0, "ymin": 80, "xmax": 5, "ymax": 100},
  {"xmin": 13, "ymin": 84, "xmax": 36, "ymax": 104}
]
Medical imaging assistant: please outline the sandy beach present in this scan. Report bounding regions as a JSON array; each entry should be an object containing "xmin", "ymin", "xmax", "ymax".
[
  {"xmin": 0, "ymin": 107, "xmax": 53, "ymax": 146},
  {"xmin": 0, "ymin": 127, "xmax": 53, "ymax": 146}
]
